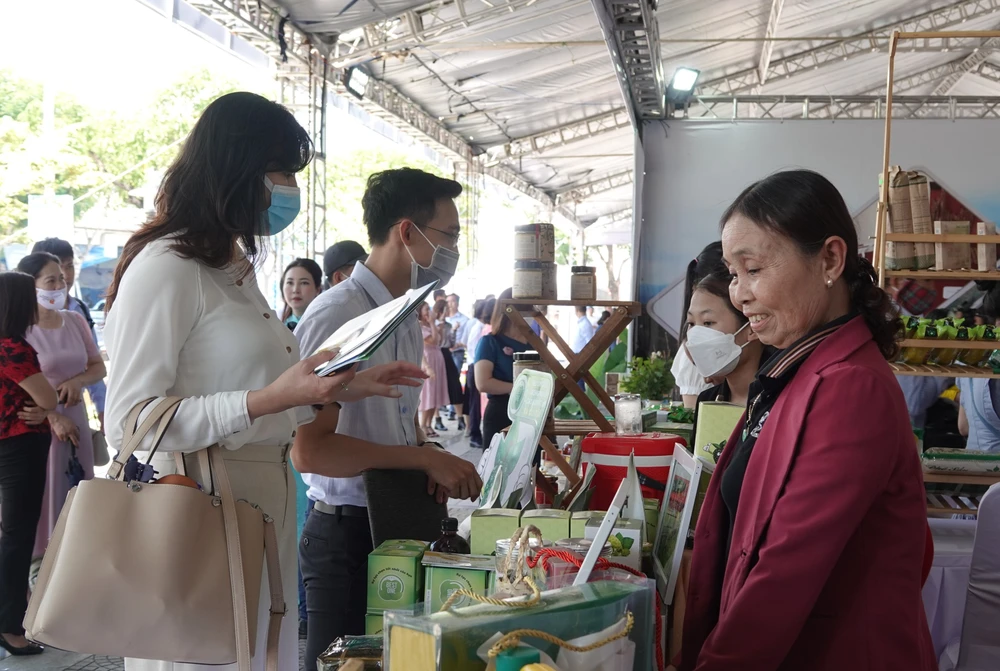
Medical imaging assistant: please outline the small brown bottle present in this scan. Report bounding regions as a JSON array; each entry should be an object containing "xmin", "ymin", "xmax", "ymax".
[{"xmin": 430, "ymin": 517, "xmax": 470, "ymax": 554}]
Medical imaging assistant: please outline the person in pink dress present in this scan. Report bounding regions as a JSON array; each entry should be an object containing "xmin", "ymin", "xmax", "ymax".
[
  {"xmin": 418, "ymin": 302, "xmax": 449, "ymax": 437},
  {"xmin": 16, "ymin": 253, "xmax": 106, "ymax": 560}
]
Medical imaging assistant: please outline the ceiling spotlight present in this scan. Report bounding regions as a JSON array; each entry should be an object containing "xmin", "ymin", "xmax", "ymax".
[
  {"xmin": 344, "ymin": 67, "xmax": 370, "ymax": 100},
  {"xmin": 668, "ymin": 67, "xmax": 700, "ymax": 92}
]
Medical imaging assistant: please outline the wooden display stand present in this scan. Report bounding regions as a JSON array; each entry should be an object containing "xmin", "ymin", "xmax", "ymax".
[
  {"xmin": 875, "ymin": 29, "xmax": 1000, "ymax": 516},
  {"xmin": 498, "ymin": 299, "xmax": 642, "ymax": 489}
]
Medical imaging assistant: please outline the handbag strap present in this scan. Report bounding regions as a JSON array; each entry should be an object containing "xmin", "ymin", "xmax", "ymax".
[{"xmin": 107, "ymin": 398, "xmax": 183, "ymax": 481}]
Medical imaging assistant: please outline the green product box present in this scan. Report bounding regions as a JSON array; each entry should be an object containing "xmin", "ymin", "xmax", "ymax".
[
  {"xmin": 366, "ymin": 611, "xmax": 385, "ymax": 636},
  {"xmin": 422, "ymin": 551, "xmax": 495, "ymax": 613},
  {"xmin": 379, "ymin": 539, "xmax": 429, "ymax": 551},
  {"xmin": 367, "ymin": 542, "xmax": 425, "ymax": 611},
  {"xmin": 469, "ymin": 508, "xmax": 521, "ymax": 556},
  {"xmin": 520, "ymin": 508, "xmax": 571, "ymax": 543},
  {"xmin": 571, "ymin": 510, "xmax": 606, "ymax": 539},
  {"xmin": 643, "ymin": 498, "xmax": 660, "ymax": 545}
]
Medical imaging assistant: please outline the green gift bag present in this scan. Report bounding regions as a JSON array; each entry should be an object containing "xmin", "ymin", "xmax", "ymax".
[{"xmin": 384, "ymin": 579, "xmax": 655, "ymax": 671}]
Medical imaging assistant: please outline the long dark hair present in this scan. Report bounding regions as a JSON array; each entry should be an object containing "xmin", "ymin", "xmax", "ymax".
[
  {"xmin": 721, "ymin": 170, "xmax": 900, "ymax": 359},
  {"xmin": 490, "ymin": 288, "xmax": 515, "ymax": 335},
  {"xmin": 0, "ymin": 272, "xmax": 39, "ymax": 339},
  {"xmin": 280, "ymin": 258, "xmax": 322, "ymax": 322},
  {"xmin": 681, "ymin": 242, "xmax": 725, "ymax": 343},
  {"xmin": 106, "ymin": 92, "xmax": 312, "ymax": 311}
]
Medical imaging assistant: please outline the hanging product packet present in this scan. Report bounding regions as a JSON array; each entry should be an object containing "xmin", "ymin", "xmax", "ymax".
[
  {"xmin": 928, "ymin": 319, "xmax": 962, "ymax": 366},
  {"xmin": 899, "ymin": 320, "xmax": 938, "ymax": 365},
  {"xmin": 959, "ymin": 324, "xmax": 998, "ymax": 367}
]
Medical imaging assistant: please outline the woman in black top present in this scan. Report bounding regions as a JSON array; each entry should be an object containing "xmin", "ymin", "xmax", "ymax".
[{"xmin": 686, "ymin": 269, "xmax": 769, "ymax": 437}]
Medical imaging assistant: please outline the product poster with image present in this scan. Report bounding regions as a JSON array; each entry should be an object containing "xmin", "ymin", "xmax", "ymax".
[
  {"xmin": 477, "ymin": 370, "xmax": 555, "ymax": 509},
  {"xmin": 653, "ymin": 445, "xmax": 703, "ymax": 605}
]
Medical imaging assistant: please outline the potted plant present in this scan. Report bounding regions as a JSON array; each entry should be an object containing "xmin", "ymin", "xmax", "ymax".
[{"xmin": 620, "ymin": 352, "xmax": 675, "ymax": 404}]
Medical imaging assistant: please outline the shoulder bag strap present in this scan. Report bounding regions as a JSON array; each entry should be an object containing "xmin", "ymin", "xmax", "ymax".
[
  {"xmin": 262, "ymin": 518, "xmax": 283, "ymax": 671},
  {"xmin": 209, "ymin": 444, "xmax": 253, "ymax": 671},
  {"xmin": 107, "ymin": 398, "xmax": 183, "ymax": 481}
]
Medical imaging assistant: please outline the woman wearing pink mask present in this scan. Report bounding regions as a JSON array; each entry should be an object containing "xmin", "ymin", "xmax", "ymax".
[{"xmin": 15, "ymin": 252, "xmax": 106, "ymax": 562}]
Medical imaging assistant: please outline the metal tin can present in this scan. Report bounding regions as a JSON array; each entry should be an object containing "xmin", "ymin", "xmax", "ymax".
[{"xmin": 514, "ymin": 223, "xmax": 555, "ymax": 263}]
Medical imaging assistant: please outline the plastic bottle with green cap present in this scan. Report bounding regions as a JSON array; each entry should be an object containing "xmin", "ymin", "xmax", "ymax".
[{"xmin": 494, "ymin": 646, "xmax": 541, "ymax": 671}]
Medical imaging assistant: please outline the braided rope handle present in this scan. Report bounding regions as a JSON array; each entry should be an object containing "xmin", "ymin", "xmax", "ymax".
[
  {"xmin": 439, "ymin": 575, "xmax": 542, "ymax": 612},
  {"xmin": 526, "ymin": 548, "xmax": 664, "ymax": 671},
  {"xmin": 487, "ymin": 611, "xmax": 634, "ymax": 658}
]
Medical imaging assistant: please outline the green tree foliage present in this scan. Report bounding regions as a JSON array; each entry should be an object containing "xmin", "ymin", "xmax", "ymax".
[{"xmin": 0, "ymin": 68, "xmax": 238, "ymax": 240}]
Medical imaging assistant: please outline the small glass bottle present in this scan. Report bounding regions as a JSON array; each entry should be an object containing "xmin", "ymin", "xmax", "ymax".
[{"xmin": 429, "ymin": 517, "xmax": 470, "ymax": 554}]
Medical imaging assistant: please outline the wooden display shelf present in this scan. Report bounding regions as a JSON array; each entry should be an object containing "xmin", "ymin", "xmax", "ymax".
[
  {"xmin": 883, "ymin": 270, "xmax": 1000, "ymax": 280},
  {"xmin": 891, "ymin": 362, "xmax": 996, "ymax": 378},
  {"xmin": 886, "ymin": 233, "xmax": 1000, "ymax": 244},
  {"xmin": 927, "ymin": 494, "xmax": 980, "ymax": 517},
  {"xmin": 923, "ymin": 471, "xmax": 1000, "ymax": 486},
  {"xmin": 899, "ymin": 339, "xmax": 998, "ymax": 350}
]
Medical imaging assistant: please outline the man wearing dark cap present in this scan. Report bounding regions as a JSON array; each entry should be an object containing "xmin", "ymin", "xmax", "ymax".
[{"xmin": 322, "ymin": 240, "xmax": 368, "ymax": 289}]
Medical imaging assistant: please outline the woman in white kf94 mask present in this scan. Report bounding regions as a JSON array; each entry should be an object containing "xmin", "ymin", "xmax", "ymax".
[{"xmin": 685, "ymin": 270, "xmax": 769, "ymax": 425}]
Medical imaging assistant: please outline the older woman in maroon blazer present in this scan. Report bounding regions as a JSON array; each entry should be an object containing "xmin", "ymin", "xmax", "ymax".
[{"xmin": 679, "ymin": 170, "xmax": 935, "ymax": 671}]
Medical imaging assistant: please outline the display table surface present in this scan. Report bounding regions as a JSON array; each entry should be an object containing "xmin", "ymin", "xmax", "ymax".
[{"xmin": 923, "ymin": 518, "xmax": 976, "ymax": 660}]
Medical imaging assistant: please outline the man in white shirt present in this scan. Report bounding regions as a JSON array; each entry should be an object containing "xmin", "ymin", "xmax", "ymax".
[
  {"xmin": 572, "ymin": 305, "xmax": 597, "ymax": 353},
  {"xmin": 292, "ymin": 168, "xmax": 481, "ymax": 670},
  {"xmin": 445, "ymin": 293, "xmax": 471, "ymax": 425}
]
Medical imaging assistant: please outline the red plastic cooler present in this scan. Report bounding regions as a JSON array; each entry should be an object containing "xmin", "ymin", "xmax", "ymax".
[{"xmin": 580, "ymin": 432, "xmax": 685, "ymax": 510}]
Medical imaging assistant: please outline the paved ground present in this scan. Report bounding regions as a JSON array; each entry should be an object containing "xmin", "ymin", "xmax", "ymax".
[{"xmin": 2, "ymin": 415, "xmax": 481, "ymax": 671}]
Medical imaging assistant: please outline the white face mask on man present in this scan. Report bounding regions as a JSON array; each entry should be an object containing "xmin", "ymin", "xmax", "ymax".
[{"xmin": 685, "ymin": 321, "xmax": 751, "ymax": 379}]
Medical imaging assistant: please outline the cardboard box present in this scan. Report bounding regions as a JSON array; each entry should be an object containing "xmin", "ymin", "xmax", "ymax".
[
  {"xmin": 979, "ymin": 222, "xmax": 997, "ymax": 272},
  {"xmin": 469, "ymin": 509, "xmax": 521, "ymax": 556},
  {"xmin": 366, "ymin": 611, "xmax": 385, "ymax": 636},
  {"xmin": 585, "ymin": 517, "xmax": 643, "ymax": 571},
  {"xmin": 367, "ymin": 542, "xmax": 425, "ymax": 611},
  {"xmin": 935, "ymin": 221, "xmax": 971, "ymax": 270},
  {"xmin": 571, "ymin": 511, "xmax": 606, "ymax": 539},
  {"xmin": 520, "ymin": 508, "xmax": 571, "ymax": 543},
  {"xmin": 422, "ymin": 552, "xmax": 495, "ymax": 613}
]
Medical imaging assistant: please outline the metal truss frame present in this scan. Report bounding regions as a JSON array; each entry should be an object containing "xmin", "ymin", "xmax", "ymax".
[
  {"xmin": 333, "ymin": 0, "xmax": 565, "ymax": 68},
  {"xmin": 590, "ymin": 0, "xmax": 665, "ymax": 119},
  {"xmin": 757, "ymin": 0, "xmax": 785, "ymax": 89},
  {"xmin": 554, "ymin": 169, "xmax": 634, "ymax": 207},
  {"xmin": 931, "ymin": 35, "xmax": 1000, "ymax": 93},
  {"xmin": 180, "ymin": 0, "xmax": 580, "ymax": 226},
  {"xmin": 684, "ymin": 95, "xmax": 1000, "ymax": 120},
  {"xmin": 486, "ymin": 108, "xmax": 634, "ymax": 163},
  {"xmin": 698, "ymin": 0, "xmax": 1000, "ymax": 96}
]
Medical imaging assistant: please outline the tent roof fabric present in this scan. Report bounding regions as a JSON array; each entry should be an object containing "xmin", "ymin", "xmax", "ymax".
[{"xmin": 272, "ymin": 0, "xmax": 1000, "ymax": 225}]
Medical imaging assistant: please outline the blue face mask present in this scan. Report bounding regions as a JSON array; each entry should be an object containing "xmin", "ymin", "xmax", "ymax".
[{"xmin": 262, "ymin": 176, "xmax": 300, "ymax": 235}]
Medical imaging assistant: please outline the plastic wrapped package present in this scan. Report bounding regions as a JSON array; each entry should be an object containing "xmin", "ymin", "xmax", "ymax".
[
  {"xmin": 317, "ymin": 635, "xmax": 383, "ymax": 671},
  {"xmin": 384, "ymin": 579, "xmax": 656, "ymax": 671},
  {"xmin": 959, "ymin": 324, "xmax": 998, "ymax": 367}
]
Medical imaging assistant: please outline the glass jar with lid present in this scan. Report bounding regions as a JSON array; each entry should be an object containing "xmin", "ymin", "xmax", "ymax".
[
  {"xmin": 513, "ymin": 260, "xmax": 544, "ymax": 299},
  {"xmin": 494, "ymin": 537, "xmax": 552, "ymax": 587},
  {"xmin": 570, "ymin": 265, "xmax": 597, "ymax": 301}
]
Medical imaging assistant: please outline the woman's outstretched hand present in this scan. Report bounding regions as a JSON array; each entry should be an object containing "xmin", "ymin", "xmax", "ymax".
[{"xmin": 338, "ymin": 361, "xmax": 428, "ymax": 403}]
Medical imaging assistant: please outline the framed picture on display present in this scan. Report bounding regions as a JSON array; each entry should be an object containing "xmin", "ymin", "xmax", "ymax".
[{"xmin": 653, "ymin": 445, "xmax": 703, "ymax": 605}]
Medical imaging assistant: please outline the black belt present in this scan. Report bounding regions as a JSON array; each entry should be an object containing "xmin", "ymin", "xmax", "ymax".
[{"xmin": 312, "ymin": 501, "xmax": 368, "ymax": 518}]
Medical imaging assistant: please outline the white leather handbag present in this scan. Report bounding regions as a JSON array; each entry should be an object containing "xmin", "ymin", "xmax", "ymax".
[{"xmin": 24, "ymin": 397, "xmax": 284, "ymax": 671}]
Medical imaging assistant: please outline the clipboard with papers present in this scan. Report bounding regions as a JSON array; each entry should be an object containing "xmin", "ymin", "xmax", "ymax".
[{"xmin": 311, "ymin": 280, "xmax": 439, "ymax": 377}]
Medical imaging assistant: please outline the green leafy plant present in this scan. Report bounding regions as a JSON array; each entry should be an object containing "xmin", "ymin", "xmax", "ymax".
[
  {"xmin": 620, "ymin": 353, "xmax": 675, "ymax": 401},
  {"xmin": 666, "ymin": 405, "xmax": 695, "ymax": 424},
  {"xmin": 608, "ymin": 532, "xmax": 634, "ymax": 557}
]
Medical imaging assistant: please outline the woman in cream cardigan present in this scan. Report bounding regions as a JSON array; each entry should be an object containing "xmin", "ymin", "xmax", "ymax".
[{"xmin": 104, "ymin": 92, "xmax": 426, "ymax": 671}]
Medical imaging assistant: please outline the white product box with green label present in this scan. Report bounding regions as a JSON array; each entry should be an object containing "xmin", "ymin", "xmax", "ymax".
[
  {"xmin": 367, "ymin": 541, "xmax": 426, "ymax": 611},
  {"xmin": 469, "ymin": 508, "xmax": 521, "ymax": 555},
  {"xmin": 520, "ymin": 508, "xmax": 570, "ymax": 543},
  {"xmin": 584, "ymin": 517, "xmax": 643, "ymax": 571},
  {"xmin": 421, "ymin": 551, "xmax": 495, "ymax": 613}
]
